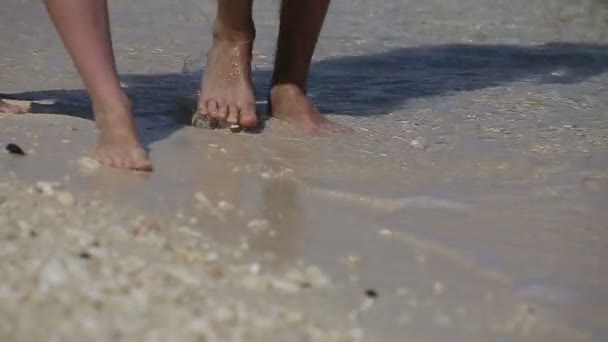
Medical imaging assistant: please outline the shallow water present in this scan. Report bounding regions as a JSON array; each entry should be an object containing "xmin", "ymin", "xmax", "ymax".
[{"xmin": 2, "ymin": 0, "xmax": 608, "ymax": 341}]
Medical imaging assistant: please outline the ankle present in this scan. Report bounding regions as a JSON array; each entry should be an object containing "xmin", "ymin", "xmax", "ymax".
[
  {"xmin": 92, "ymin": 95, "xmax": 132, "ymax": 117},
  {"xmin": 92, "ymin": 96, "xmax": 136, "ymax": 133},
  {"xmin": 271, "ymin": 70, "xmax": 308, "ymax": 89},
  {"xmin": 212, "ymin": 20, "xmax": 256, "ymax": 43},
  {"xmin": 271, "ymin": 83, "xmax": 307, "ymax": 97}
]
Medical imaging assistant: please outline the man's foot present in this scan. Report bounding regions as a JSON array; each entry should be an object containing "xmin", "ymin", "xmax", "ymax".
[
  {"xmin": 269, "ymin": 84, "xmax": 347, "ymax": 134},
  {"xmin": 198, "ymin": 30, "xmax": 257, "ymax": 129},
  {"xmin": 93, "ymin": 102, "xmax": 152, "ymax": 171},
  {"xmin": 0, "ymin": 100, "xmax": 25, "ymax": 114}
]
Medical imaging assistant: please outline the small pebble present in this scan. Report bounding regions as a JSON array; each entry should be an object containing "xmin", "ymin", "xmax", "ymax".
[
  {"xmin": 345, "ymin": 254, "xmax": 362, "ymax": 267},
  {"xmin": 303, "ymin": 266, "xmax": 331, "ymax": 288},
  {"xmin": 217, "ymin": 201, "xmax": 235, "ymax": 211},
  {"xmin": 365, "ymin": 289, "xmax": 378, "ymax": 299},
  {"xmin": 248, "ymin": 263, "xmax": 261, "ymax": 275},
  {"xmin": 79, "ymin": 251, "xmax": 92, "ymax": 259},
  {"xmin": 131, "ymin": 216, "xmax": 160, "ymax": 236},
  {"xmin": 5, "ymin": 143, "xmax": 25, "ymax": 155},
  {"xmin": 247, "ymin": 219, "xmax": 269, "ymax": 233},
  {"xmin": 56, "ymin": 191, "xmax": 75, "ymax": 206},
  {"xmin": 396, "ymin": 288, "xmax": 409, "ymax": 296},
  {"xmin": 360, "ymin": 297, "xmax": 376, "ymax": 312},
  {"xmin": 229, "ymin": 124, "xmax": 243, "ymax": 133},
  {"xmin": 77, "ymin": 156, "xmax": 101, "ymax": 172},
  {"xmin": 205, "ymin": 252, "xmax": 219, "ymax": 262},
  {"xmin": 270, "ymin": 278, "xmax": 301, "ymax": 293},
  {"xmin": 409, "ymin": 138, "xmax": 427, "ymax": 150},
  {"xmin": 176, "ymin": 226, "xmax": 203, "ymax": 237},
  {"xmin": 194, "ymin": 192, "xmax": 212, "ymax": 207},
  {"xmin": 379, "ymin": 229, "xmax": 393, "ymax": 237},
  {"xmin": 433, "ymin": 282, "xmax": 445, "ymax": 296},
  {"xmin": 34, "ymin": 181, "xmax": 63, "ymax": 195}
]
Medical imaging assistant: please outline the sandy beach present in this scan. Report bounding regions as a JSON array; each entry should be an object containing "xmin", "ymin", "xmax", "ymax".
[{"xmin": 2, "ymin": 0, "xmax": 608, "ymax": 341}]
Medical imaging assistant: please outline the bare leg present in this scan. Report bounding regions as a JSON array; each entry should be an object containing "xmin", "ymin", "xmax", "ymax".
[
  {"xmin": 44, "ymin": 0, "xmax": 151, "ymax": 171},
  {"xmin": 0, "ymin": 100, "xmax": 24, "ymax": 114},
  {"xmin": 270, "ymin": 0, "xmax": 344, "ymax": 133},
  {"xmin": 198, "ymin": 0, "xmax": 257, "ymax": 128}
]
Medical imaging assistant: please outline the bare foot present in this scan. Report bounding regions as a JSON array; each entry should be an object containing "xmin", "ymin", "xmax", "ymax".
[
  {"xmin": 269, "ymin": 84, "xmax": 348, "ymax": 134},
  {"xmin": 0, "ymin": 100, "xmax": 24, "ymax": 114},
  {"xmin": 93, "ymin": 102, "xmax": 152, "ymax": 171},
  {"xmin": 198, "ymin": 33, "xmax": 257, "ymax": 129}
]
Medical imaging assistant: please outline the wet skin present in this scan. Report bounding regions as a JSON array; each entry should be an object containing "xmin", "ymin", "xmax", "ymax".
[{"xmin": 42, "ymin": 0, "xmax": 341, "ymax": 171}]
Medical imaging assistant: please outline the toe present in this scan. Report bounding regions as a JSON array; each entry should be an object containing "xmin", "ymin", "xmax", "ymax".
[
  {"xmin": 105, "ymin": 156, "xmax": 117, "ymax": 168},
  {"xmin": 206, "ymin": 99, "xmax": 219, "ymax": 118},
  {"xmin": 132, "ymin": 150, "xmax": 152, "ymax": 171},
  {"xmin": 226, "ymin": 104, "xmax": 240, "ymax": 124},
  {"xmin": 114, "ymin": 156, "xmax": 126, "ymax": 169},
  {"xmin": 135, "ymin": 160, "xmax": 153, "ymax": 172},
  {"xmin": 239, "ymin": 102, "xmax": 257, "ymax": 127},
  {"xmin": 217, "ymin": 101, "xmax": 228, "ymax": 120}
]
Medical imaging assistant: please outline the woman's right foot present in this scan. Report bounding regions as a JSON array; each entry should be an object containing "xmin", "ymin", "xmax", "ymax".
[
  {"xmin": 198, "ymin": 25, "xmax": 257, "ymax": 129},
  {"xmin": 93, "ymin": 101, "xmax": 152, "ymax": 171}
]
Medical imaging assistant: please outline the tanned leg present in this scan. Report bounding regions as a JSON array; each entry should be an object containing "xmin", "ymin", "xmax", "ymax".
[
  {"xmin": 44, "ymin": 0, "xmax": 151, "ymax": 171},
  {"xmin": 270, "ymin": 0, "xmax": 344, "ymax": 133},
  {"xmin": 198, "ymin": 0, "xmax": 257, "ymax": 129}
]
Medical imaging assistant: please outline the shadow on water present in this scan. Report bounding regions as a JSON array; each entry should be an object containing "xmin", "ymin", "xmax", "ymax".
[{"xmin": 3, "ymin": 42, "xmax": 607, "ymax": 147}]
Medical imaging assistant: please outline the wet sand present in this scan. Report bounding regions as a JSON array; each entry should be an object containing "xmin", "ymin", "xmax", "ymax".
[{"xmin": 2, "ymin": 0, "xmax": 608, "ymax": 341}]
